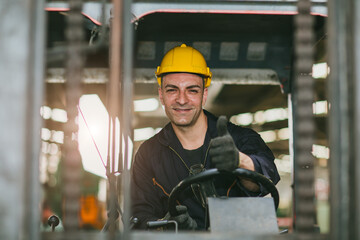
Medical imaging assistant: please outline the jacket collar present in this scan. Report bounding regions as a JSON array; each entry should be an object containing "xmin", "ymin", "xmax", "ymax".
[
  {"xmin": 205, "ymin": 109, "xmax": 219, "ymax": 138},
  {"xmin": 156, "ymin": 110, "xmax": 220, "ymax": 169}
]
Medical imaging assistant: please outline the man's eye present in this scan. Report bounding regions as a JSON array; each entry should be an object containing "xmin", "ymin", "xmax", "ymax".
[
  {"xmin": 166, "ymin": 89, "xmax": 176, "ymax": 93},
  {"xmin": 189, "ymin": 90, "xmax": 199, "ymax": 93}
]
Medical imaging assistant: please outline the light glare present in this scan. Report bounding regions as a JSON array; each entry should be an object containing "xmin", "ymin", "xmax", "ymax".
[{"xmin": 78, "ymin": 94, "xmax": 109, "ymax": 178}]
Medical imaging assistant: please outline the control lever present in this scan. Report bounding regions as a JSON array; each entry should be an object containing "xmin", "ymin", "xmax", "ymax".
[
  {"xmin": 130, "ymin": 217, "xmax": 139, "ymax": 229},
  {"xmin": 47, "ymin": 215, "xmax": 60, "ymax": 232},
  {"xmin": 147, "ymin": 220, "xmax": 178, "ymax": 233}
]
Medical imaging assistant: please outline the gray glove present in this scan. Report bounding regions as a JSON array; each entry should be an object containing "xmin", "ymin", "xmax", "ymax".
[
  {"xmin": 164, "ymin": 205, "xmax": 197, "ymax": 230},
  {"xmin": 209, "ymin": 116, "xmax": 240, "ymax": 171}
]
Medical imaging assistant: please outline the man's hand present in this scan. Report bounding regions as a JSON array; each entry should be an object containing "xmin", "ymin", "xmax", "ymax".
[
  {"xmin": 163, "ymin": 205, "xmax": 197, "ymax": 230},
  {"xmin": 209, "ymin": 116, "xmax": 239, "ymax": 171}
]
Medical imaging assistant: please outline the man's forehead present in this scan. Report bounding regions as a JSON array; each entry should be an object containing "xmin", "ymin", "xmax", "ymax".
[{"xmin": 162, "ymin": 73, "xmax": 203, "ymax": 87}]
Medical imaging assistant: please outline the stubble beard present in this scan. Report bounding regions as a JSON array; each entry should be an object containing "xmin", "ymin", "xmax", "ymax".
[{"xmin": 167, "ymin": 107, "xmax": 203, "ymax": 129}]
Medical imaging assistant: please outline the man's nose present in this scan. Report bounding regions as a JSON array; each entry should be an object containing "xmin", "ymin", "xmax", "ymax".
[{"xmin": 176, "ymin": 90, "xmax": 188, "ymax": 105}]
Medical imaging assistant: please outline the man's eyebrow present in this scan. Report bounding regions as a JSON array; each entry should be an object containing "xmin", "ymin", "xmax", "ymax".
[
  {"xmin": 186, "ymin": 85, "xmax": 201, "ymax": 89},
  {"xmin": 164, "ymin": 84, "xmax": 202, "ymax": 89},
  {"xmin": 164, "ymin": 84, "xmax": 179, "ymax": 89}
]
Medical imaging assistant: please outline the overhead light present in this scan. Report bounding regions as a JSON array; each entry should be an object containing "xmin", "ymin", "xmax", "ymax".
[
  {"xmin": 41, "ymin": 128, "xmax": 51, "ymax": 141},
  {"xmin": 274, "ymin": 157, "xmax": 291, "ymax": 174},
  {"xmin": 254, "ymin": 111, "xmax": 266, "ymax": 125},
  {"xmin": 51, "ymin": 130, "xmax": 64, "ymax": 144},
  {"xmin": 41, "ymin": 141, "xmax": 49, "ymax": 154},
  {"xmin": 236, "ymin": 107, "xmax": 289, "ymax": 126},
  {"xmin": 313, "ymin": 100, "xmax": 328, "ymax": 115},
  {"xmin": 263, "ymin": 108, "xmax": 288, "ymax": 123},
  {"xmin": 231, "ymin": 101, "xmax": 327, "ymax": 128},
  {"xmin": 40, "ymin": 106, "xmax": 52, "ymax": 119},
  {"xmin": 312, "ymin": 62, "xmax": 329, "ymax": 79},
  {"xmin": 48, "ymin": 155, "xmax": 60, "ymax": 174},
  {"xmin": 48, "ymin": 143, "xmax": 59, "ymax": 155},
  {"xmin": 51, "ymin": 108, "xmax": 67, "ymax": 123},
  {"xmin": 134, "ymin": 98, "xmax": 159, "ymax": 112},
  {"xmin": 259, "ymin": 130, "xmax": 277, "ymax": 143},
  {"xmin": 278, "ymin": 128, "xmax": 290, "ymax": 140},
  {"xmin": 312, "ymin": 144, "xmax": 330, "ymax": 159},
  {"xmin": 232, "ymin": 113, "xmax": 253, "ymax": 126}
]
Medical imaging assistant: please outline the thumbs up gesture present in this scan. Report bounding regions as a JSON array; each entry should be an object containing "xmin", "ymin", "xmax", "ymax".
[{"xmin": 209, "ymin": 116, "xmax": 240, "ymax": 171}]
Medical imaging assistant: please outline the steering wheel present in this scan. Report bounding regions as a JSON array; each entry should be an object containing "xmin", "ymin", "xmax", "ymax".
[{"xmin": 168, "ymin": 168, "xmax": 279, "ymax": 216}]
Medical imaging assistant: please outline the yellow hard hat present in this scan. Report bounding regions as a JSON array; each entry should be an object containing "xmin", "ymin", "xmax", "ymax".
[{"xmin": 155, "ymin": 44, "xmax": 212, "ymax": 87}]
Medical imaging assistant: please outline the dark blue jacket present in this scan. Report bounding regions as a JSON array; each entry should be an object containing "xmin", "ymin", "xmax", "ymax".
[{"xmin": 131, "ymin": 110, "xmax": 280, "ymax": 230}]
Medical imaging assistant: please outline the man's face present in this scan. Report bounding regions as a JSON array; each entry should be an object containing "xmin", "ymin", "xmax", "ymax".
[{"xmin": 159, "ymin": 73, "xmax": 208, "ymax": 128}]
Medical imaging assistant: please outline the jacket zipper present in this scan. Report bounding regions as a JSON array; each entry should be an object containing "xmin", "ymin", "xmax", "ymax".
[
  {"xmin": 203, "ymin": 144, "xmax": 211, "ymax": 167},
  {"xmin": 153, "ymin": 177, "xmax": 181, "ymax": 205},
  {"xmin": 227, "ymin": 180, "xmax": 237, "ymax": 197},
  {"xmin": 152, "ymin": 178, "xmax": 170, "ymax": 197}
]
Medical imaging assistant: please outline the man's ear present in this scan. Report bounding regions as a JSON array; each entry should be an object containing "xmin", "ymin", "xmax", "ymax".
[
  {"xmin": 202, "ymin": 87, "xmax": 208, "ymax": 106},
  {"xmin": 158, "ymin": 87, "xmax": 164, "ymax": 105}
]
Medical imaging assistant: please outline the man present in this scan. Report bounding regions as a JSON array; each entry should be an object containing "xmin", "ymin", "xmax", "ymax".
[{"xmin": 131, "ymin": 44, "xmax": 280, "ymax": 230}]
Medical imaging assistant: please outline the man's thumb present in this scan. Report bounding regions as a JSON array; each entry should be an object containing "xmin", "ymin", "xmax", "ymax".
[
  {"xmin": 175, "ymin": 205, "xmax": 188, "ymax": 215},
  {"xmin": 217, "ymin": 116, "xmax": 229, "ymax": 136}
]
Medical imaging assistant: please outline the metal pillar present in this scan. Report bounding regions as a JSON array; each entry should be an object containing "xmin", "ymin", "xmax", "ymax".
[
  {"xmin": 121, "ymin": 0, "xmax": 134, "ymax": 238},
  {"xmin": 104, "ymin": 0, "xmax": 122, "ymax": 235},
  {"xmin": 62, "ymin": 0, "xmax": 85, "ymax": 233},
  {"xmin": 292, "ymin": 0, "xmax": 316, "ymax": 237},
  {"xmin": 354, "ymin": 1, "xmax": 360, "ymax": 238},
  {"xmin": 103, "ymin": 0, "xmax": 133, "ymax": 237},
  {"xmin": 327, "ymin": 0, "xmax": 360, "ymax": 239},
  {"xmin": 0, "ymin": 0, "xmax": 45, "ymax": 239}
]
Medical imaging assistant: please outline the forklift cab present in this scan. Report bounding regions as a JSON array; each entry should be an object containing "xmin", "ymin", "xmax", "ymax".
[
  {"xmin": 43, "ymin": 0, "xmax": 327, "ymax": 236},
  {"xmin": 1, "ymin": 0, "xmax": 342, "ymax": 239}
]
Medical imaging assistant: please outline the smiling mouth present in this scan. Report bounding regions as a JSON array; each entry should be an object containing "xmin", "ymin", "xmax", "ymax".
[{"xmin": 173, "ymin": 108, "xmax": 192, "ymax": 113}]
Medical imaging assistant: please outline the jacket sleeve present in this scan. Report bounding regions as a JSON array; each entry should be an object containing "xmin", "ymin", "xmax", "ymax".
[
  {"xmin": 233, "ymin": 128, "xmax": 280, "ymax": 194},
  {"xmin": 131, "ymin": 145, "xmax": 167, "ymax": 229}
]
